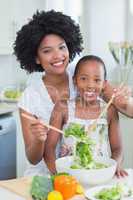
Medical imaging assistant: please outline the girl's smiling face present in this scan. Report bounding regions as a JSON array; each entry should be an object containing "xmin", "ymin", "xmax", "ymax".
[
  {"xmin": 36, "ymin": 34, "xmax": 69, "ymax": 75},
  {"xmin": 74, "ymin": 60, "xmax": 106, "ymax": 103}
]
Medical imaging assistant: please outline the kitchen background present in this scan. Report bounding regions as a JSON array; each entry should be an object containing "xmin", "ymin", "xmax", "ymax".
[{"xmin": 0, "ymin": 0, "xmax": 133, "ymax": 178}]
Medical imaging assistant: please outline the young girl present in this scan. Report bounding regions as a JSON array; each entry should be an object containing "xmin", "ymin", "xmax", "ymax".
[{"xmin": 44, "ymin": 55, "xmax": 128, "ymax": 178}]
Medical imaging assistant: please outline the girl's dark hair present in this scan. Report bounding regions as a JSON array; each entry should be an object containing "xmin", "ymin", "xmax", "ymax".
[
  {"xmin": 73, "ymin": 55, "xmax": 107, "ymax": 80},
  {"xmin": 14, "ymin": 10, "xmax": 83, "ymax": 73}
]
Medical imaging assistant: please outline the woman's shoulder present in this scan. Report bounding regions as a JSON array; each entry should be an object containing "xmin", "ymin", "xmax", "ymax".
[
  {"xmin": 18, "ymin": 77, "xmax": 51, "ymax": 113},
  {"xmin": 23, "ymin": 76, "xmax": 47, "ymax": 96}
]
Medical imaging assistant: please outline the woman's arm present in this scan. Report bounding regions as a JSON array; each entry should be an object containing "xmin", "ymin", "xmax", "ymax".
[
  {"xmin": 108, "ymin": 105, "xmax": 128, "ymax": 177},
  {"xmin": 103, "ymin": 81, "xmax": 133, "ymax": 118},
  {"xmin": 19, "ymin": 108, "xmax": 48, "ymax": 164},
  {"xmin": 44, "ymin": 101, "xmax": 67, "ymax": 174}
]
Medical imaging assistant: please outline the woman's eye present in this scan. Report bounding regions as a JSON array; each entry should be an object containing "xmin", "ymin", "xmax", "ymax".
[
  {"xmin": 42, "ymin": 49, "xmax": 51, "ymax": 53},
  {"xmin": 60, "ymin": 45, "xmax": 67, "ymax": 50}
]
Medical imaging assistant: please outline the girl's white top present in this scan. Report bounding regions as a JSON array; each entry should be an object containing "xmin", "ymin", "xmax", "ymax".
[
  {"xmin": 18, "ymin": 69, "xmax": 75, "ymax": 176},
  {"xmin": 63, "ymin": 99, "xmax": 111, "ymax": 158}
]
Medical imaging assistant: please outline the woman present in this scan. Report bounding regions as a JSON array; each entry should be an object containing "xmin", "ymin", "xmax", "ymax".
[
  {"xmin": 14, "ymin": 10, "xmax": 133, "ymax": 176},
  {"xmin": 14, "ymin": 10, "xmax": 83, "ymax": 176}
]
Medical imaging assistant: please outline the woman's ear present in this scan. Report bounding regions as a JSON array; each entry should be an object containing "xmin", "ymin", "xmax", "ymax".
[
  {"xmin": 35, "ymin": 57, "xmax": 40, "ymax": 64},
  {"xmin": 73, "ymin": 76, "xmax": 76, "ymax": 86}
]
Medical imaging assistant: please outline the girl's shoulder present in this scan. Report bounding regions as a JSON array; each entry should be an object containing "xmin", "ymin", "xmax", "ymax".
[{"xmin": 107, "ymin": 103, "xmax": 119, "ymax": 123}]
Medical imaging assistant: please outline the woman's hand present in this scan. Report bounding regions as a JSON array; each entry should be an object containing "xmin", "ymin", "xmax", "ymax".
[
  {"xmin": 103, "ymin": 81, "xmax": 131, "ymax": 102},
  {"xmin": 103, "ymin": 81, "xmax": 133, "ymax": 114},
  {"xmin": 102, "ymin": 81, "xmax": 114, "ymax": 101},
  {"xmin": 113, "ymin": 84, "xmax": 132, "ymax": 109},
  {"xmin": 30, "ymin": 118, "xmax": 48, "ymax": 142}
]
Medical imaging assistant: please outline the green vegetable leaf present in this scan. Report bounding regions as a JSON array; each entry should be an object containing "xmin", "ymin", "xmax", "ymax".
[
  {"xmin": 30, "ymin": 176, "xmax": 53, "ymax": 200},
  {"xmin": 64, "ymin": 123, "xmax": 86, "ymax": 139},
  {"xmin": 95, "ymin": 185, "xmax": 123, "ymax": 200}
]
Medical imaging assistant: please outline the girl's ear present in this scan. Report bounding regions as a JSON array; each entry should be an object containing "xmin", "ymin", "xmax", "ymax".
[
  {"xmin": 35, "ymin": 57, "xmax": 40, "ymax": 64},
  {"xmin": 102, "ymin": 80, "xmax": 107, "ymax": 90},
  {"xmin": 100, "ymin": 80, "xmax": 107, "ymax": 98}
]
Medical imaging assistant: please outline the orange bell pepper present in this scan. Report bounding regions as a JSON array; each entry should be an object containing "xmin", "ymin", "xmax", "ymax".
[{"xmin": 54, "ymin": 175, "xmax": 77, "ymax": 200}]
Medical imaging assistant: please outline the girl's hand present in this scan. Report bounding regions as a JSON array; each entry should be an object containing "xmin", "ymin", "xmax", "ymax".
[
  {"xmin": 60, "ymin": 144, "xmax": 72, "ymax": 157},
  {"xmin": 115, "ymin": 164, "xmax": 128, "ymax": 178},
  {"xmin": 30, "ymin": 118, "xmax": 48, "ymax": 142}
]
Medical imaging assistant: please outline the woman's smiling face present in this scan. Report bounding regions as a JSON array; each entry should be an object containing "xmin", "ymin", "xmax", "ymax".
[
  {"xmin": 74, "ymin": 60, "xmax": 106, "ymax": 103},
  {"xmin": 36, "ymin": 34, "xmax": 69, "ymax": 75}
]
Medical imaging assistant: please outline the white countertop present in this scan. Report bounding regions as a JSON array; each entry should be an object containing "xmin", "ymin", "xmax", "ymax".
[
  {"xmin": 0, "ymin": 169, "xmax": 133, "ymax": 200},
  {"xmin": 0, "ymin": 187, "xmax": 25, "ymax": 200}
]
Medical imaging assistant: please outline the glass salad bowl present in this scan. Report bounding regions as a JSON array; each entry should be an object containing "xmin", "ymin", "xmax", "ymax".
[{"xmin": 0, "ymin": 85, "xmax": 22, "ymax": 103}]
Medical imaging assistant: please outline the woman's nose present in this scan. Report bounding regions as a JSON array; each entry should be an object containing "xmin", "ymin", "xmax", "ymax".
[{"xmin": 53, "ymin": 49, "xmax": 62, "ymax": 59}]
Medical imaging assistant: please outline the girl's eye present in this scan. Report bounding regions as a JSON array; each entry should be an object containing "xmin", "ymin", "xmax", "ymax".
[
  {"xmin": 79, "ymin": 77, "xmax": 87, "ymax": 81},
  {"xmin": 95, "ymin": 79, "xmax": 101, "ymax": 83}
]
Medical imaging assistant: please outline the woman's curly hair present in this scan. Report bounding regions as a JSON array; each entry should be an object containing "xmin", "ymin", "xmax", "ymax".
[{"xmin": 14, "ymin": 10, "xmax": 83, "ymax": 73}]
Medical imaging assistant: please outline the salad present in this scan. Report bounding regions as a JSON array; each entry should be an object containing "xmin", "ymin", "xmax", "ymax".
[
  {"xmin": 95, "ymin": 183, "xmax": 133, "ymax": 200},
  {"xmin": 64, "ymin": 123, "xmax": 109, "ymax": 169}
]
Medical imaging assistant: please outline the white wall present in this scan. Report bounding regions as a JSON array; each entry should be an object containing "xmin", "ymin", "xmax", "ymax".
[
  {"xmin": 0, "ymin": 0, "xmax": 130, "ymax": 89},
  {"xmin": 81, "ymin": 0, "xmax": 127, "ymax": 75},
  {"xmin": 0, "ymin": 55, "xmax": 28, "ymax": 90},
  {"xmin": 127, "ymin": 0, "xmax": 133, "ymax": 40},
  {"xmin": 44, "ymin": 0, "xmax": 82, "ymax": 23},
  {"xmin": 0, "ymin": 0, "xmax": 45, "ymax": 90},
  {"xmin": 0, "ymin": 0, "xmax": 83, "ymax": 92}
]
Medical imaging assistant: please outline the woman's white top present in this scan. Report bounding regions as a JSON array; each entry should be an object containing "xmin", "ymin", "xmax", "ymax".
[
  {"xmin": 18, "ymin": 70, "xmax": 75, "ymax": 176},
  {"xmin": 63, "ymin": 99, "xmax": 111, "ymax": 158}
]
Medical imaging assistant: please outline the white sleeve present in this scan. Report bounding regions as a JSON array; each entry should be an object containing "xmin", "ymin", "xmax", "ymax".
[{"xmin": 18, "ymin": 86, "xmax": 38, "ymax": 114}]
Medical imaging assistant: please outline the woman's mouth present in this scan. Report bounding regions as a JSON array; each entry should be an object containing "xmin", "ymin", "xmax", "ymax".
[{"xmin": 52, "ymin": 60, "xmax": 64, "ymax": 67}]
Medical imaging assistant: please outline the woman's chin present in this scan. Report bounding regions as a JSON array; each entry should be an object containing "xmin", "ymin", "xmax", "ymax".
[{"xmin": 52, "ymin": 68, "xmax": 66, "ymax": 75}]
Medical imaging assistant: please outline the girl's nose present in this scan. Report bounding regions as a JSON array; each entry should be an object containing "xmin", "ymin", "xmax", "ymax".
[{"xmin": 87, "ymin": 81, "xmax": 95, "ymax": 88}]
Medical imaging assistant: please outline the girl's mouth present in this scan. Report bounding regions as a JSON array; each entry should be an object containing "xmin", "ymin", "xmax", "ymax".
[{"xmin": 84, "ymin": 91, "xmax": 96, "ymax": 97}]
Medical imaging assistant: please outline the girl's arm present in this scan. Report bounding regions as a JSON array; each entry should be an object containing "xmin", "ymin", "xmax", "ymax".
[
  {"xmin": 19, "ymin": 108, "xmax": 48, "ymax": 164},
  {"xmin": 108, "ymin": 105, "xmax": 128, "ymax": 177},
  {"xmin": 44, "ymin": 101, "xmax": 67, "ymax": 174}
]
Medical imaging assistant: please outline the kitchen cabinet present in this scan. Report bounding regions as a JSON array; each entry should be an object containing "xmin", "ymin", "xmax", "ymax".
[
  {"xmin": 13, "ymin": 110, "xmax": 27, "ymax": 178},
  {"xmin": 0, "ymin": 113, "xmax": 16, "ymax": 179},
  {"xmin": 0, "ymin": 1, "xmax": 15, "ymax": 54},
  {"xmin": 0, "ymin": 0, "xmax": 44, "ymax": 55}
]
